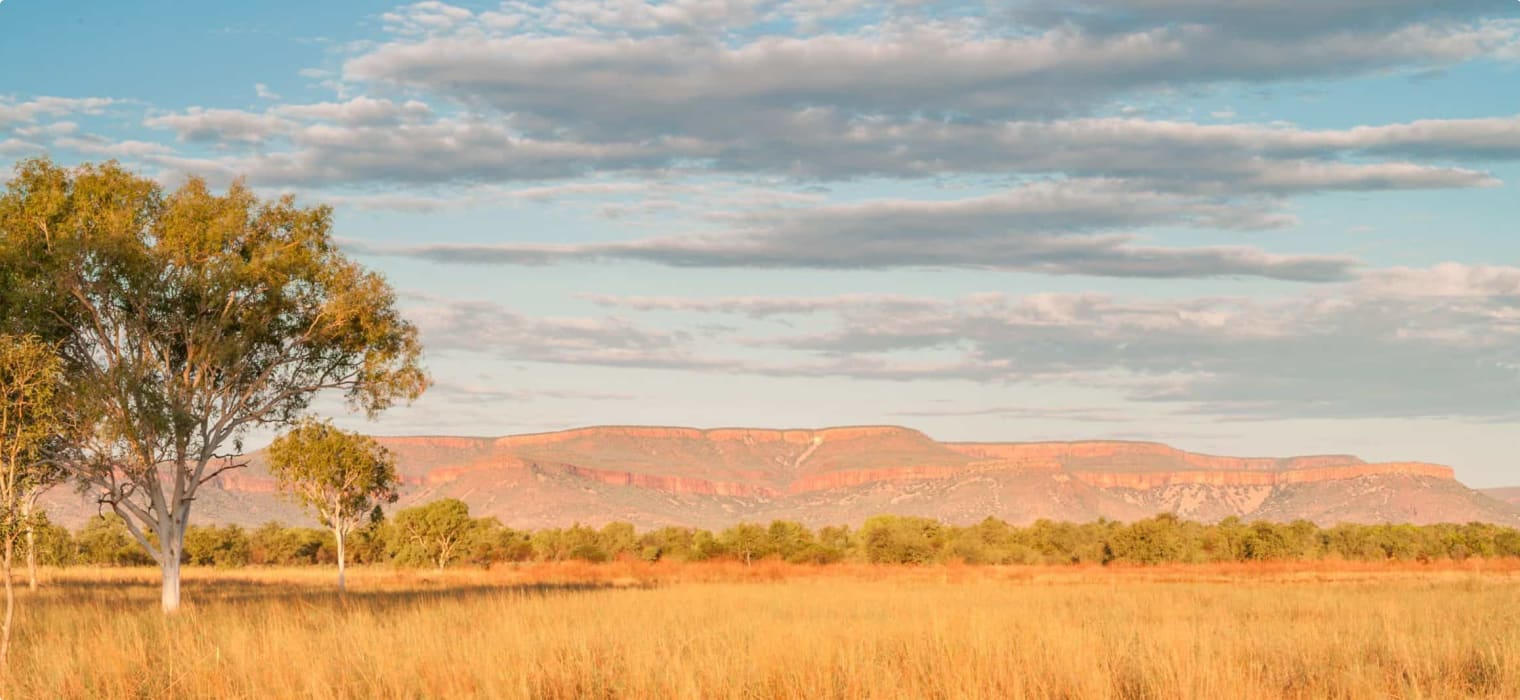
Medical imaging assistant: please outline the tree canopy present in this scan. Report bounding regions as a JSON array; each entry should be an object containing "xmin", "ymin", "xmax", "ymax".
[
  {"xmin": 267, "ymin": 418, "xmax": 400, "ymax": 590},
  {"xmin": 0, "ymin": 158, "xmax": 428, "ymax": 611},
  {"xmin": 390, "ymin": 498, "xmax": 475, "ymax": 571}
]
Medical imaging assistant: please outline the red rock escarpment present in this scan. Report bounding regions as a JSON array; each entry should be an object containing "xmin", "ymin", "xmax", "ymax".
[
  {"xmin": 214, "ymin": 471, "xmax": 282, "ymax": 494},
  {"xmin": 945, "ymin": 441, "xmax": 1362, "ymax": 471},
  {"xmin": 218, "ymin": 428, "xmax": 1458, "ymax": 499},
  {"xmin": 555, "ymin": 463, "xmax": 780, "ymax": 498},
  {"xmin": 1070, "ymin": 462, "xmax": 1453, "ymax": 489},
  {"xmin": 218, "ymin": 468, "xmax": 429, "ymax": 492},
  {"xmin": 788, "ymin": 460, "xmax": 1061, "ymax": 493},
  {"xmin": 382, "ymin": 436, "xmax": 495, "ymax": 451},
  {"xmin": 420, "ymin": 456, "xmax": 536, "ymax": 486}
]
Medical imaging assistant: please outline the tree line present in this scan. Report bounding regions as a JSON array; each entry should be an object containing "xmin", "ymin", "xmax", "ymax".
[{"xmin": 28, "ymin": 505, "xmax": 1520, "ymax": 570}]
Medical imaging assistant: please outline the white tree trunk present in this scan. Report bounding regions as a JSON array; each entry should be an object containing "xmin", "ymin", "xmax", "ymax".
[
  {"xmin": 159, "ymin": 521, "xmax": 186, "ymax": 614},
  {"xmin": 335, "ymin": 526, "xmax": 347, "ymax": 594},
  {"xmin": 161, "ymin": 556, "xmax": 182, "ymax": 613},
  {"xmin": 24, "ymin": 525, "xmax": 36, "ymax": 592},
  {"xmin": 2, "ymin": 536, "xmax": 14, "ymax": 667},
  {"xmin": 108, "ymin": 482, "xmax": 193, "ymax": 614}
]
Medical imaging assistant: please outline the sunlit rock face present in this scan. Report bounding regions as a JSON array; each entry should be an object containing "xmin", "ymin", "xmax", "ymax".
[{"xmin": 42, "ymin": 426, "xmax": 1515, "ymax": 530}]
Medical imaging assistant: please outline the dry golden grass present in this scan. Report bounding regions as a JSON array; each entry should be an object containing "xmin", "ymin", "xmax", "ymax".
[{"xmin": 5, "ymin": 561, "xmax": 1520, "ymax": 699}]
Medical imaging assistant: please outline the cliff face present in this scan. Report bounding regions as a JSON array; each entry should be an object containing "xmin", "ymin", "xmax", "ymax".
[
  {"xmin": 1067, "ymin": 462, "xmax": 1453, "ymax": 489},
  {"xmin": 144, "ymin": 425, "xmax": 1517, "ymax": 531},
  {"xmin": 945, "ymin": 440, "xmax": 1363, "ymax": 472}
]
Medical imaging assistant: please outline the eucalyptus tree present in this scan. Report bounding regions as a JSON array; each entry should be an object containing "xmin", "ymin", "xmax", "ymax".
[
  {"xmin": 0, "ymin": 335, "xmax": 67, "ymax": 664},
  {"xmin": 0, "ymin": 159, "xmax": 428, "ymax": 612},
  {"xmin": 266, "ymin": 418, "xmax": 400, "ymax": 592}
]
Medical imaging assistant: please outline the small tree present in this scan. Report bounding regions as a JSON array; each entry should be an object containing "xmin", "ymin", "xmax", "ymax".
[
  {"xmin": 266, "ymin": 419, "xmax": 400, "ymax": 591},
  {"xmin": 391, "ymin": 499, "xmax": 474, "ymax": 571},
  {"xmin": 0, "ymin": 335, "xmax": 67, "ymax": 664},
  {"xmin": 719, "ymin": 523, "xmax": 771, "ymax": 565}
]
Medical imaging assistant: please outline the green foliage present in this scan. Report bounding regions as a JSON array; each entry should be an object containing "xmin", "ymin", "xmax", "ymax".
[
  {"xmin": 183, "ymin": 525, "xmax": 252, "ymax": 568},
  {"xmin": 266, "ymin": 419, "xmax": 401, "ymax": 536},
  {"xmin": 29, "ymin": 514, "xmax": 75, "ymax": 567},
  {"xmin": 0, "ymin": 159, "xmax": 428, "ymax": 592},
  {"xmin": 531, "ymin": 524, "xmax": 607, "ymax": 563},
  {"xmin": 0, "ymin": 334, "xmax": 68, "ymax": 544},
  {"xmin": 1106, "ymin": 513, "xmax": 1196, "ymax": 564},
  {"xmin": 859, "ymin": 515, "xmax": 945, "ymax": 564},
  {"xmin": 598, "ymin": 522, "xmax": 638, "ymax": 561},
  {"xmin": 249, "ymin": 523, "xmax": 334, "ymax": 566},
  {"xmin": 718, "ymin": 523, "xmax": 771, "ymax": 565},
  {"xmin": 75, "ymin": 515, "xmax": 153, "ymax": 567},
  {"xmin": 637, "ymin": 526, "xmax": 698, "ymax": 562},
  {"xmin": 690, "ymin": 530, "xmax": 724, "ymax": 561},
  {"xmin": 36, "ymin": 505, "xmax": 1520, "ymax": 570},
  {"xmin": 946, "ymin": 517, "xmax": 1039, "ymax": 565},
  {"xmin": 466, "ymin": 518, "xmax": 533, "ymax": 566},
  {"xmin": 345, "ymin": 513, "xmax": 392, "ymax": 565},
  {"xmin": 389, "ymin": 499, "xmax": 476, "ymax": 570}
]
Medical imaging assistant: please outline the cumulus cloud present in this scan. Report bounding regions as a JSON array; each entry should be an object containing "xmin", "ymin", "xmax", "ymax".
[
  {"xmin": 142, "ymin": 108, "xmax": 293, "ymax": 144},
  {"xmin": 403, "ymin": 293, "xmax": 738, "ymax": 371},
  {"xmin": 349, "ymin": 179, "xmax": 1358, "ymax": 281},
  {"xmin": 344, "ymin": 8, "xmax": 1517, "ymax": 130},
  {"xmin": 127, "ymin": 99, "xmax": 1518, "ymax": 198},
  {"xmin": 702, "ymin": 267, "xmax": 1520, "ymax": 419},
  {"xmin": 103, "ymin": 0, "xmax": 1516, "ymax": 193},
  {"xmin": 425, "ymin": 380, "xmax": 639, "ymax": 405},
  {"xmin": 403, "ymin": 262, "xmax": 1520, "ymax": 419},
  {"xmin": 1014, "ymin": 0, "xmax": 1502, "ymax": 39},
  {"xmin": 580, "ymin": 293, "xmax": 945, "ymax": 318},
  {"xmin": 888, "ymin": 405, "xmax": 1133, "ymax": 422},
  {"xmin": 0, "ymin": 96, "xmax": 116, "ymax": 128}
]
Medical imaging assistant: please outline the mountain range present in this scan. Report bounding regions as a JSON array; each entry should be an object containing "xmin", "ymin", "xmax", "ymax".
[{"xmin": 40, "ymin": 425, "xmax": 1520, "ymax": 529}]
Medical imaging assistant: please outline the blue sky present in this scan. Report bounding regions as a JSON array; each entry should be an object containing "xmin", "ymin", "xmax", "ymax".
[{"xmin": 3, "ymin": 0, "xmax": 1519, "ymax": 485}]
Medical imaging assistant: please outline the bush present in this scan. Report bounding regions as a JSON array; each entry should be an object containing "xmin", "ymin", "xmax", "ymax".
[
  {"xmin": 75, "ymin": 515, "xmax": 153, "ymax": 566},
  {"xmin": 184, "ymin": 525, "xmax": 252, "ymax": 567}
]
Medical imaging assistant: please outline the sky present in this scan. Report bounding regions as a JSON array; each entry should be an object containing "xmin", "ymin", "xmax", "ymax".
[{"xmin": 2, "ymin": 0, "xmax": 1518, "ymax": 486}]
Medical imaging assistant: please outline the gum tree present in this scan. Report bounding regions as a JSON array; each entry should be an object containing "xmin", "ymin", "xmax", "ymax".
[
  {"xmin": 0, "ymin": 335, "xmax": 67, "ymax": 664},
  {"xmin": 0, "ymin": 159, "xmax": 428, "ymax": 612},
  {"xmin": 266, "ymin": 419, "xmax": 400, "ymax": 592}
]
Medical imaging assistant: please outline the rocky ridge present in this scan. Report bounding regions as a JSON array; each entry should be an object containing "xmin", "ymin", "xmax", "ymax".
[{"xmin": 40, "ymin": 425, "xmax": 1520, "ymax": 529}]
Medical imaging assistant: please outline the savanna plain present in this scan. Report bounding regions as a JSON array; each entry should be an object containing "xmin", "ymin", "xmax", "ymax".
[{"xmin": 7, "ymin": 560, "xmax": 1519, "ymax": 699}]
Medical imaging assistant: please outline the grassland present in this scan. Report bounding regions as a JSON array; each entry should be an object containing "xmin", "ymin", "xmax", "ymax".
[{"xmin": 6, "ymin": 561, "xmax": 1520, "ymax": 699}]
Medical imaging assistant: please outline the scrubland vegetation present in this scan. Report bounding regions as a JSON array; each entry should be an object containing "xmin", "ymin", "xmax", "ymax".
[
  {"xmin": 2, "ymin": 562, "xmax": 1517, "ymax": 698},
  {"xmin": 31, "ymin": 501, "xmax": 1520, "ymax": 570}
]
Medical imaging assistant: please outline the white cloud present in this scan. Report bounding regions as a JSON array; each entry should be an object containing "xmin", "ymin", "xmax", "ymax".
[
  {"xmin": 0, "ymin": 96, "xmax": 115, "ymax": 128},
  {"xmin": 575, "ymin": 263, "xmax": 1520, "ymax": 418},
  {"xmin": 350, "ymin": 178, "xmax": 1357, "ymax": 281}
]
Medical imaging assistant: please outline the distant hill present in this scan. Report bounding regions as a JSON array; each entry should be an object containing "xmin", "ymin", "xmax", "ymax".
[
  {"xmin": 1482, "ymin": 487, "xmax": 1520, "ymax": 507},
  {"xmin": 41, "ymin": 425, "xmax": 1520, "ymax": 529}
]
